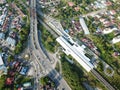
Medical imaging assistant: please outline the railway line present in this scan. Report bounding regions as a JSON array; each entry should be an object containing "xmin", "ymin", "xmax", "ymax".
[{"xmin": 91, "ymin": 69, "xmax": 115, "ymax": 90}]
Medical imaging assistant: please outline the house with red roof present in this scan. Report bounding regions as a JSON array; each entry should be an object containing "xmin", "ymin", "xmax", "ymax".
[
  {"xmin": 5, "ymin": 77, "xmax": 14, "ymax": 85},
  {"xmin": 68, "ymin": 2, "xmax": 74, "ymax": 7}
]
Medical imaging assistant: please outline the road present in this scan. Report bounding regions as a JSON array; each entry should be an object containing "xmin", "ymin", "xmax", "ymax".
[
  {"xmin": 36, "ymin": 3, "xmax": 116, "ymax": 89},
  {"xmin": 29, "ymin": 0, "xmax": 43, "ymax": 89},
  {"xmin": 29, "ymin": 0, "xmax": 71, "ymax": 90},
  {"xmin": 38, "ymin": 19, "xmax": 59, "ymax": 38}
]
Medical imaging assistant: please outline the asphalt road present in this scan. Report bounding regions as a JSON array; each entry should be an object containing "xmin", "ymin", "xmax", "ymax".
[
  {"xmin": 36, "ymin": 3, "xmax": 116, "ymax": 90},
  {"xmin": 29, "ymin": 0, "xmax": 71, "ymax": 90}
]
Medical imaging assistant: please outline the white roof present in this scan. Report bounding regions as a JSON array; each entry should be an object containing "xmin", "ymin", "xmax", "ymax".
[
  {"xmin": 56, "ymin": 36, "xmax": 94, "ymax": 72},
  {"xmin": 79, "ymin": 16, "xmax": 90, "ymax": 35},
  {"xmin": 0, "ymin": 33, "xmax": 5, "ymax": 39},
  {"xmin": 6, "ymin": 37, "xmax": 16, "ymax": 46},
  {"xmin": 0, "ymin": 55, "xmax": 4, "ymax": 65},
  {"xmin": 112, "ymin": 35, "xmax": 120, "ymax": 44},
  {"xmin": 0, "ymin": 0, "xmax": 6, "ymax": 4}
]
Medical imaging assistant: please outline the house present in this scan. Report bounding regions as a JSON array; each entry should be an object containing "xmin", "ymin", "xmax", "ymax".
[
  {"xmin": 8, "ymin": 71, "xmax": 15, "ymax": 76},
  {"xmin": 39, "ymin": 0, "xmax": 60, "ymax": 8},
  {"xmin": 109, "ymin": 10, "xmax": 116, "ymax": 15},
  {"xmin": 102, "ymin": 26, "xmax": 118, "ymax": 34},
  {"xmin": 4, "ymin": 37, "xmax": 16, "ymax": 50},
  {"xmin": 105, "ymin": 1, "xmax": 112, "ymax": 6},
  {"xmin": 74, "ymin": 6, "xmax": 80, "ymax": 11},
  {"xmin": 114, "ymin": 52, "xmax": 120, "ymax": 56},
  {"xmin": 5, "ymin": 77, "xmax": 14, "ymax": 85},
  {"xmin": 6, "ymin": 37, "xmax": 16, "ymax": 47},
  {"xmin": 9, "ymin": 31, "xmax": 17, "ymax": 39},
  {"xmin": 0, "ymin": 33, "xmax": 5, "ymax": 41},
  {"xmin": 2, "ymin": 16, "xmax": 9, "ymax": 32},
  {"xmin": 0, "ymin": 0, "xmax": 6, "ymax": 4},
  {"xmin": 0, "ymin": 54, "xmax": 7, "ymax": 76},
  {"xmin": 18, "ymin": 87, "xmax": 23, "ymax": 90},
  {"xmin": 23, "ymin": 82, "xmax": 31, "ymax": 88},
  {"xmin": 12, "ymin": 3, "xmax": 26, "ymax": 17},
  {"xmin": 112, "ymin": 35, "xmax": 120, "ymax": 44},
  {"xmin": 20, "ymin": 67, "xmax": 29, "ymax": 75},
  {"xmin": 68, "ymin": 2, "xmax": 74, "ymax": 7},
  {"xmin": 14, "ymin": 62, "xmax": 20, "ymax": 68},
  {"xmin": 0, "ymin": 15, "xmax": 6, "ymax": 26}
]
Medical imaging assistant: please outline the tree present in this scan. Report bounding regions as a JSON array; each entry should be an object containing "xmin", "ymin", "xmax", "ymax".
[{"xmin": 8, "ymin": 55, "xmax": 14, "ymax": 62}]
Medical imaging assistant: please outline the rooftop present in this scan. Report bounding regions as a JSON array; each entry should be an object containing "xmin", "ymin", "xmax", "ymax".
[
  {"xmin": 0, "ymin": 55, "xmax": 4, "ymax": 66},
  {"xmin": 6, "ymin": 37, "xmax": 16, "ymax": 46}
]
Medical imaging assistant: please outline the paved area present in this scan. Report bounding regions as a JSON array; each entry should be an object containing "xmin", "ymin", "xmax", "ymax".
[{"xmin": 29, "ymin": 0, "xmax": 72, "ymax": 90}]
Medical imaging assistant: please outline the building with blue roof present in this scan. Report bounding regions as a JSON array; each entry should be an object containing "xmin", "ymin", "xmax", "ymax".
[
  {"xmin": 65, "ymin": 29, "xmax": 69, "ymax": 34},
  {"xmin": 20, "ymin": 67, "xmax": 29, "ymax": 75}
]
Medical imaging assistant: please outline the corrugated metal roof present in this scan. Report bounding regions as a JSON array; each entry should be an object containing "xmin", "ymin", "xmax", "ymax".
[{"xmin": 56, "ymin": 36, "xmax": 94, "ymax": 72}]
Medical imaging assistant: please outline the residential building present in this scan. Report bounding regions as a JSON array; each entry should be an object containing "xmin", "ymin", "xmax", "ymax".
[
  {"xmin": 68, "ymin": 2, "xmax": 74, "ymax": 7},
  {"xmin": 11, "ymin": 3, "xmax": 26, "ymax": 17},
  {"xmin": 0, "ymin": 54, "xmax": 7, "ymax": 76},
  {"xmin": 23, "ymin": 82, "xmax": 31, "ymax": 88},
  {"xmin": 112, "ymin": 35, "xmax": 120, "ymax": 44},
  {"xmin": 39, "ymin": 0, "xmax": 60, "ymax": 8},
  {"xmin": 0, "ymin": 0, "xmax": 6, "ymax": 4},
  {"xmin": 0, "ymin": 32, "xmax": 5, "ymax": 41},
  {"xmin": 5, "ymin": 77, "xmax": 14, "ymax": 85},
  {"xmin": 6, "ymin": 37, "xmax": 16, "ymax": 46},
  {"xmin": 102, "ymin": 26, "xmax": 118, "ymax": 34}
]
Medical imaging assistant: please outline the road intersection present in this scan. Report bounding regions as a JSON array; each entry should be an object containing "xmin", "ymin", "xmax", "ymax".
[{"xmin": 29, "ymin": 0, "xmax": 71, "ymax": 90}]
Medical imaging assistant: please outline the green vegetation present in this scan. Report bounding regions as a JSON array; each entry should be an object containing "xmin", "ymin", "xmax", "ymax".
[
  {"xmin": 104, "ymin": 33, "xmax": 115, "ymax": 41},
  {"xmin": 55, "ymin": 62, "xmax": 60, "ymax": 72},
  {"xmin": 61, "ymin": 57, "xmax": 85, "ymax": 90},
  {"xmin": 60, "ymin": 53, "xmax": 106, "ymax": 90},
  {"xmin": 7, "ymin": 55, "xmax": 14, "ymax": 63},
  {"xmin": 14, "ymin": 0, "xmax": 28, "ymax": 15},
  {"xmin": 83, "ymin": 4, "xmax": 120, "ymax": 89},
  {"xmin": 106, "ymin": 68, "xmax": 112, "ymax": 74},
  {"xmin": 14, "ymin": 22, "xmax": 30, "ymax": 54},
  {"xmin": 0, "ymin": 47, "xmax": 2, "ymax": 52},
  {"xmin": 15, "ymin": 75, "xmax": 32, "ymax": 85},
  {"xmin": 89, "ymin": 35, "xmax": 114, "ymax": 64},
  {"xmin": 97, "ymin": 61, "xmax": 120, "ymax": 90},
  {"xmin": 0, "ymin": 76, "xmax": 6, "ymax": 90},
  {"xmin": 6, "ymin": 0, "xmax": 30, "ymax": 54},
  {"xmin": 7, "ymin": 0, "xmax": 13, "ymax": 3},
  {"xmin": 52, "ymin": 0, "xmax": 96, "ymax": 29},
  {"xmin": 89, "ymin": 34, "xmax": 120, "ymax": 87},
  {"xmin": 38, "ymin": 24, "xmax": 58, "ymax": 53},
  {"xmin": 40, "ymin": 77, "xmax": 55, "ymax": 87}
]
